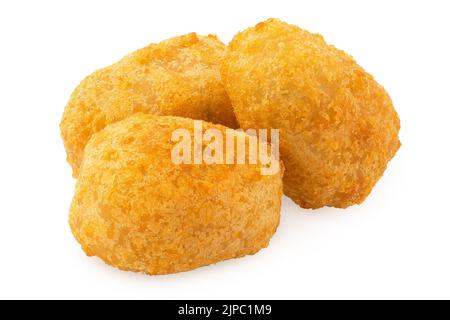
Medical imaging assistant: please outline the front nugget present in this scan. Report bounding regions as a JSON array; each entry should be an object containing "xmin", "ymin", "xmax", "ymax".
[
  {"xmin": 61, "ymin": 33, "xmax": 238, "ymax": 177},
  {"xmin": 221, "ymin": 18, "xmax": 401, "ymax": 209},
  {"xmin": 69, "ymin": 115, "xmax": 283, "ymax": 275}
]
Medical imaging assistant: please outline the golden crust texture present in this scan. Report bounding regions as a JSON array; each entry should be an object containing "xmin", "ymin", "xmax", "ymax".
[
  {"xmin": 69, "ymin": 115, "xmax": 283, "ymax": 275},
  {"xmin": 61, "ymin": 33, "xmax": 238, "ymax": 177},
  {"xmin": 221, "ymin": 18, "xmax": 401, "ymax": 209}
]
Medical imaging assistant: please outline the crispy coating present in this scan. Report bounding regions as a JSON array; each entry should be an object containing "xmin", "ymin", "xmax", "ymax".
[
  {"xmin": 69, "ymin": 115, "xmax": 283, "ymax": 275},
  {"xmin": 221, "ymin": 18, "xmax": 401, "ymax": 209},
  {"xmin": 61, "ymin": 33, "xmax": 238, "ymax": 177}
]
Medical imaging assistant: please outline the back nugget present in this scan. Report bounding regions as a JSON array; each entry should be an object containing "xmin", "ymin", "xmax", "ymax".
[{"xmin": 61, "ymin": 33, "xmax": 238, "ymax": 177}]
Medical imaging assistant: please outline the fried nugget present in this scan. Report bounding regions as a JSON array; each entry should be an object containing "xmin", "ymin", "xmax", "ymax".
[
  {"xmin": 61, "ymin": 33, "xmax": 238, "ymax": 177},
  {"xmin": 69, "ymin": 115, "xmax": 283, "ymax": 275},
  {"xmin": 221, "ymin": 18, "xmax": 401, "ymax": 209}
]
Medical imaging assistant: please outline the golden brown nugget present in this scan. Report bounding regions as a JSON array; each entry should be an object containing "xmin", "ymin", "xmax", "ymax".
[
  {"xmin": 61, "ymin": 33, "xmax": 238, "ymax": 177},
  {"xmin": 222, "ymin": 18, "xmax": 401, "ymax": 209},
  {"xmin": 69, "ymin": 115, "xmax": 283, "ymax": 275}
]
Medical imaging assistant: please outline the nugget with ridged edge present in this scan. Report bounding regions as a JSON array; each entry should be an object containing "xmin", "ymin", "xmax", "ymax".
[
  {"xmin": 69, "ymin": 114, "xmax": 283, "ymax": 275},
  {"xmin": 61, "ymin": 33, "xmax": 238, "ymax": 177},
  {"xmin": 221, "ymin": 18, "xmax": 401, "ymax": 209}
]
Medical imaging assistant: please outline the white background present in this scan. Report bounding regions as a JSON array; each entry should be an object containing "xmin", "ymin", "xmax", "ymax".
[{"xmin": 0, "ymin": 0, "xmax": 449, "ymax": 300}]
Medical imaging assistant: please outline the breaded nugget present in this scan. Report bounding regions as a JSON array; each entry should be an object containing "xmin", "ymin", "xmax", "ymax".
[
  {"xmin": 61, "ymin": 33, "xmax": 238, "ymax": 177},
  {"xmin": 69, "ymin": 115, "xmax": 283, "ymax": 275},
  {"xmin": 221, "ymin": 18, "xmax": 401, "ymax": 209}
]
